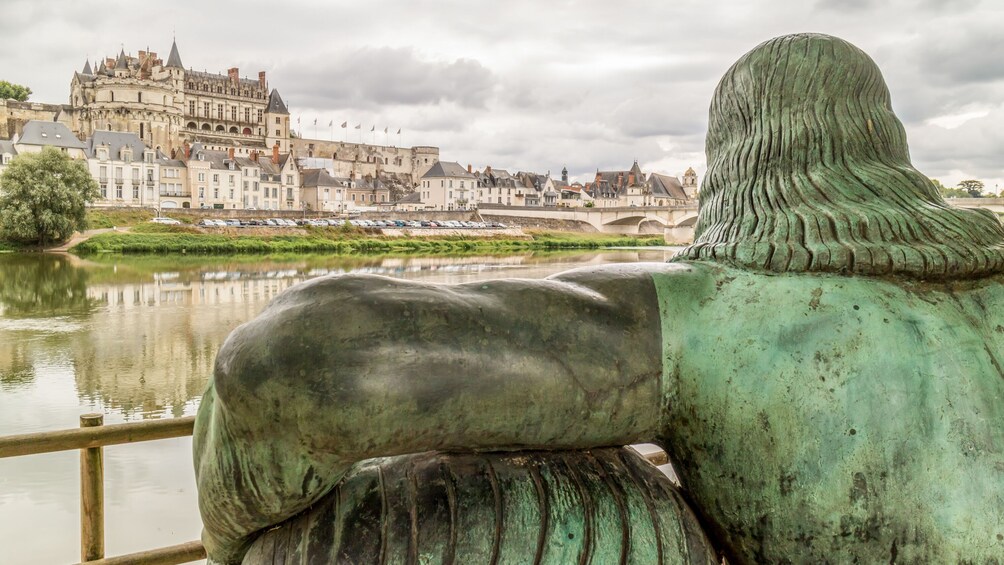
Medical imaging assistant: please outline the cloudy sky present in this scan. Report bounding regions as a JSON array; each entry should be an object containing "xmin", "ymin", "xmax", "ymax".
[{"xmin": 3, "ymin": 0, "xmax": 1002, "ymax": 191}]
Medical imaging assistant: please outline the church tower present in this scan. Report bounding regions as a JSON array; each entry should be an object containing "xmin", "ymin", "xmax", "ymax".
[{"xmin": 682, "ymin": 166, "xmax": 699, "ymax": 199}]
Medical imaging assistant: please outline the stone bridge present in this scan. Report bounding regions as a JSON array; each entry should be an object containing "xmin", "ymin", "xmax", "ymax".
[
  {"xmin": 945, "ymin": 198, "xmax": 1004, "ymax": 216},
  {"xmin": 477, "ymin": 203, "xmax": 700, "ymax": 243}
]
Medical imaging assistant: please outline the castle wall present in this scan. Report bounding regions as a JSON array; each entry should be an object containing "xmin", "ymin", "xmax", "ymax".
[
  {"xmin": 0, "ymin": 100, "xmax": 71, "ymax": 140},
  {"xmin": 290, "ymin": 138, "xmax": 439, "ymax": 184}
]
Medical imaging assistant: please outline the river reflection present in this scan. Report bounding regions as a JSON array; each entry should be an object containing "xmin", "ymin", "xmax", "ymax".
[{"xmin": 0, "ymin": 248, "xmax": 680, "ymax": 564}]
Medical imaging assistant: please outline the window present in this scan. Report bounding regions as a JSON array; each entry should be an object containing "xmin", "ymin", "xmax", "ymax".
[
  {"xmin": 217, "ymin": 104, "xmax": 224, "ymax": 119},
  {"xmin": 116, "ymin": 185, "xmax": 122, "ymax": 198},
  {"xmin": 132, "ymin": 168, "xmax": 139, "ymax": 181},
  {"xmin": 115, "ymin": 167, "xmax": 123, "ymax": 180},
  {"xmin": 257, "ymin": 110, "xmax": 263, "ymax": 123},
  {"xmin": 110, "ymin": 92, "xmax": 114, "ymax": 102},
  {"xmin": 286, "ymin": 175, "xmax": 292, "ymax": 185},
  {"xmin": 213, "ymin": 174, "xmax": 219, "ymax": 184},
  {"xmin": 244, "ymin": 108, "xmax": 251, "ymax": 122},
  {"xmin": 198, "ymin": 172, "xmax": 205, "ymax": 182},
  {"xmin": 323, "ymin": 188, "xmax": 329, "ymax": 200},
  {"xmin": 275, "ymin": 129, "xmax": 280, "ymax": 136},
  {"xmin": 133, "ymin": 185, "xmax": 139, "ymax": 199},
  {"xmin": 147, "ymin": 169, "xmax": 154, "ymax": 182},
  {"xmin": 231, "ymin": 106, "xmax": 237, "ymax": 121},
  {"xmin": 213, "ymin": 187, "xmax": 219, "ymax": 198},
  {"xmin": 100, "ymin": 182, "xmax": 107, "ymax": 198},
  {"xmin": 99, "ymin": 166, "xmax": 107, "ymax": 180},
  {"xmin": 203, "ymin": 102, "xmax": 210, "ymax": 117},
  {"xmin": 243, "ymin": 180, "xmax": 249, "ymax": 190},
  {"xmin": 138, "ymin": 92, "xmax": 142, "ymax": 103},
  {"xmin": 199, "ymin": 187, "xmax": 205, "ymax": 198},
  {"xmin": 189, "ymin": 101, "xmax": 196, "ymax": 115},
  {"xmin": 229, "ymin": 175, "xmax": 235, "ymax": 186},
  {"xmin": 253, "ymin": 182, "xmax": 259, "ymax": 192},
  {"xmin": 449, "ymin": 180, "xmax": 453, "ymax": 188},
  {"xmin": 460, "ymin": 181, "xmax": 465, "ymax": 188},
  {"xmin": 229, "ymin": 189, "xmax": 234, "ymax": 199},
  {"xmin": 351, "ymin": 194, "xmax": 356, "ymax": 201},
  {"xmin": 275, "ymin": 117, "xmax": 280, "ymax": 124}
]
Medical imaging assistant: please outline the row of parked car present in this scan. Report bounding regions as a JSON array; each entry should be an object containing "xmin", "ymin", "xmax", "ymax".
[{"xmin": 188, "ymin": 218, "xmax": 508, "ymax": 229}]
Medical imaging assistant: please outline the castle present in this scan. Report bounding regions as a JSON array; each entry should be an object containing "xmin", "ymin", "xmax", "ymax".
[{"xmin": 0, "ymin": 39, "xmax": 439, "ymax": 185}]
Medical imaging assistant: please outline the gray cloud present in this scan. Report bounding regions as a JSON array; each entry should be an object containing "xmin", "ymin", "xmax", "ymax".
[
  {"xmin": 2, "ymin": 0, "xmax": 1003, "ymax": 189},
  {"xmin": 273, "ymin": 47, "xmax": 495, "ymax": 111}
]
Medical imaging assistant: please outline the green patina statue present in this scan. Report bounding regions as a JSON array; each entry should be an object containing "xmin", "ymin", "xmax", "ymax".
[{"xmin": 195, "ymin": 33, "xmax": 1004, "ymax": 563}]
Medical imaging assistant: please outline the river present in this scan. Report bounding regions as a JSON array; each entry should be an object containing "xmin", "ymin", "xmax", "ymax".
[{"xmin": 0, "ymin": 248, "xmax": 681, "ymax": 564}]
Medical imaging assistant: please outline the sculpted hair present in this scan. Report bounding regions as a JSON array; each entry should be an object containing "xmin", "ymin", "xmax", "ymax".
[{"xmin": 674, "ymin": 33, "xmax": 1004, "ymax": 279}]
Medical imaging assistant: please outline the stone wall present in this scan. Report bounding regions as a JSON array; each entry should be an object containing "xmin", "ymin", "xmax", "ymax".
[
  {"xmin": 0, "ymin": 99, "xmax": 69, "ymax": 139},
  {"xmin": 479, "ymin": 213, "xmax": 597, "ymax": 232}
]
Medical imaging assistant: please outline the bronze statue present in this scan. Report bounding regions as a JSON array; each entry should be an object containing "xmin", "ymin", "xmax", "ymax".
[{"xmin": 195, "ymin": 33, "xmax": 1004, "ymax": 563}]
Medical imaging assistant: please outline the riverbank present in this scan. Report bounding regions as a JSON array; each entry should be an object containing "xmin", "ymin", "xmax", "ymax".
[{"xmin": 70, "ymin": 225, "xmax": 666, "ymax": 255}]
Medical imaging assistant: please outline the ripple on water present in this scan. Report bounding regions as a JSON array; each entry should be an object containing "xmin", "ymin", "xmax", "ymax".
[{"xmin": 0, "ymin": 317, "xmax": 85, "ymax": 333}]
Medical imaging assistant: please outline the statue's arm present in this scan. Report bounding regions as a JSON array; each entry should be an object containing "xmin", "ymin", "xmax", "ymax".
[{"xmin": 194, "ymin": 262, "xmax": 686, "ymax": 563}]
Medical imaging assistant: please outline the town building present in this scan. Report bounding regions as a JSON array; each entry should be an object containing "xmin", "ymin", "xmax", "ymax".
[
  {"xmin": 475, "ymin": 167, "xmax": 524, "ymax": 206},
  {"xmin": 85, "ymin": 131, "xmax": 158, "ymax": 207},
  {"xmin": 418, "ymin": 161, "xmax": 477, "ymax": 210},
  {"xmin": 13, "ymin": 121, "xmax": 87, "ymax": 158},
  {"xmin": 585, "ymin": 161, "xmax": 695, "ymax": 207}
]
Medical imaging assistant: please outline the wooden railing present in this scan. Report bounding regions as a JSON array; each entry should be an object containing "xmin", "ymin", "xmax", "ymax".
[
  {"xmin": 0, "ymin": 414, "xmax": 206, "ymax": 565},
  {"xmin": 0, "ymin": 415, "xmax": 673, "ymax": 565}
]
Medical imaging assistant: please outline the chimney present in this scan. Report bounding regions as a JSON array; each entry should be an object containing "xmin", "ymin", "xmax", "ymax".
[
  {"xmin": 228, "ymin": 147, "xmax": 235, "ymax": 160},
  {"xmin": 628, "ymin": 172, "xmax": 635, "ymax": 186},
  {"xmin": 617, "ymin": 172, "xmax": 624, "ymax": 187},
  {"xmin": 350, "ymin": 170, "xmax": 356, "ymax": 180},
  {"xmin": 258, "ymin": 71, "xmax": 266, "ymax": 89},
  {"xmin": 228, "ymin": 67, "xmax": 239, "ymax": 85},
  {"xmin": 467, "ymin": 163, "xmax": 472, "ymax": 173},
  {"xmin": 183, "ymin": 141, "xmax": 190, "ymax": 159},
  {"xmin": 272, "ymin": 142, "xmax": 280, "ymax": 165},
  {"xmin": 486, "ymin": 165, "xmax": 492, "ymax": 175},
  {"xmin": 250, "ymin": 151, "xmax": 258, "ymax": 163}
]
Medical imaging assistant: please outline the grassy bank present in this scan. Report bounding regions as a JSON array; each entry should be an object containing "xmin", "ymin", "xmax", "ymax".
[{"xmin": 72, "ymin": 226, "xmax": 665, "ymax": 255}]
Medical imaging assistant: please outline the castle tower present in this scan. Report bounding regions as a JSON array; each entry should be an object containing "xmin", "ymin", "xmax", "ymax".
[
  {"xmin": 265, "ymin": 89, "xmax": 290, "ymax": 153},
  {"xmin": 682, "ymin": 166, "xmax": 698, "ymax": 199},
  {"xmin": 561, "ymin": 165, "xmax": 568, "ymax": 183}
]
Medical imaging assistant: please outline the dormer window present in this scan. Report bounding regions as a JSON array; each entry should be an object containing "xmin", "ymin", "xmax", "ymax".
[
  {"xmin": 228, "ymin": 162, "xmax": 235, "ymax": 171},
  {"xmin": 41, "ymin": 132, "xmax": 47, "ymax": 138},
  {"xmin": 98, "ymin": 148, "xmax": 108, "ymax": 161}
]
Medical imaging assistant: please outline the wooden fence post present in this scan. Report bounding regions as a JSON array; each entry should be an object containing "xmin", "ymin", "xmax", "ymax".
[{"xmin": 80, "ymin": 413, "xmax": 104, "ymax": 562}]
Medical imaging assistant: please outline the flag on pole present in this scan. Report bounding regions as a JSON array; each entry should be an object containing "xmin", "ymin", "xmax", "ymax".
[
  {"xmin": 355, "ymin": 124, "xmax": 361, "ymax": 129},
  {"xmin": 370, "ymin": 125, "xmax": 375, "ymax": 132},
  {"xmin": 313, "ymin": 118, "xmax": 317, "ymax": 126},
  {"xmin": 397, "ymin": 128, "xmax": 401, "ymax": 134},
  {"xmin": 328, "ymin": 120, "xmax": 333, "ymax": 127},
  {"xmin": 341, "ymin": 121, "xmax": 347, "ymax": 128},
  {"xmin": 297, "ymin": 116, "xmax": 300, "ymax": 125},
  {"xmin": 384, "ymin": 127, "xmax": 388, "ymax": 134}
]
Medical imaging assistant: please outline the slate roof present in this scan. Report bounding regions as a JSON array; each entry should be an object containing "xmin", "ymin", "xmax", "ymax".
[
  {"xmin": 266, "ymin": 90, "xmax": 289, "ymax": 114},
  {"xmin": 396, "ymin": 192, "xmax": 422, "ymax": 204},
  {"xmin": 166, "ymin": 39, "xmax": 184, "ymax": 68},
  {"xmin": 0, "ymin": 140, "xmax": 17, "ymax": 156},
  {"xmin": 16, "ymin": 121, "xmax": 86, "ymax": 149},
  {"xmin": 421, "ymin": 161, "xmax": 475, "ymax": 179},
  {"xmin": 648, "ymin": 173, "xmax": 688, "ymax": 199},
  {"xmin": 115, "ymin": 49, "xmax": 129, "ymax": 70},
  {"xmin": 85, "ymin": 131, "xmax": 148, "ymax": 159},
  {"xmin": 82, "ymin": 60, "xmax": 93, "ymax": 75},
  {"xmin": 301, "ymin": 168, "xmax": 345, "ymax": 188}
]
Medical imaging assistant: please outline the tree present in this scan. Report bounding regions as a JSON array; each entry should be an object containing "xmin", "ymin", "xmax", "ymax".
[
  {"xmin": 958, "ymin": 179, "xmax": 985, "ymax": 198},
  {"xmin": 0, "ymin": 80, "xmax": 32, "ymax": 101},
  {"xmin": 0, "ymin": 147, "xmax": 99, "ymax": 248}
]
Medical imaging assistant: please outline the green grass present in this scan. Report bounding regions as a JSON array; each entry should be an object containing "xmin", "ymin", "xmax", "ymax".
[
  {"xmin": 71, "ymin": 229, "xmax": 665, "ymax": 256},
  {"xmin": 85, "ymin": 208, "xmax": 158, "ymax": 229}
]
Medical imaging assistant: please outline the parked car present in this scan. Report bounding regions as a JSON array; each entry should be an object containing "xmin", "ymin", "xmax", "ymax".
[
  {"xmin": 198, "ymin": 219, "xmax": 216, "ymax": 227},
  {"xmin": 225, "ymin": 219, "xmax": 241, "ymax": 227},
  {"xmin": 151, "ymin": 217, "xmax": 181, "ymax": 225}
]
